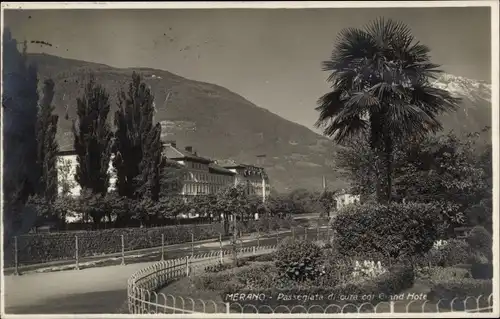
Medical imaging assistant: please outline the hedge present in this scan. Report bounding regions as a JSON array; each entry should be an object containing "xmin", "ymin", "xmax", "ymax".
[
  {"xmin": 332, "ymin": 202, "xmax": 439, "ymax": 263},
  {"xmin": 428, "ymin": 279, "xmax": 492, "ymax": 310},
  {"xmin": 4, "ymin": 223, "xmax": 224, "ymax": 267}
]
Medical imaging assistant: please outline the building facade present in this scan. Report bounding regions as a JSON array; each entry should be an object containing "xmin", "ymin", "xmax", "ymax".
[
  {"xmin": 56, "ymin": 150, "xmax": 116, "ymax": 197},
  {"xmin": 217, "ymin": 161, "xmax": 270, "ymax": 203},
  {"xmin": 56, "ymin": 141, "xmax": 270, "ymax": 203},
  {"xmin": 162, "ymin": 142, "xmax": 236, "ymax": 197},
  {"xmin": 334, "ymin": 190, "xmax": 361, "ymax": 211}
]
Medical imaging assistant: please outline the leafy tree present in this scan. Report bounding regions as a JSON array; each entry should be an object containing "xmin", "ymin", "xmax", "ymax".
[
  {"xmin": 159, "ymin": 160, "xmax": 185, "ymax": 197},
  {"xmin": 160, "ymin": 195, "xmax": 190, "ymax": 220},
  {"xmin": 26, "ymin": 194, "xmax": 76, "ymax": 230},
  {"xmin": 2, "ymin": 29, "xmax": 40, "ymax": 239},
  {"xmin": 113, "ymin": 72, "xmax": 160, "ymax": 200},
  {"xmin": 315, "ymin": 18, "xmax": 460, "ymax": 203},
  {"xmin": 73, "ymin": 189, "xmax": 108, "ymax": 226},
  {"xmin": 136, "ymin": 122, "xmax": 164, "ymax": 201},
  {"xmin": 36, "ymin": 78, "xmax": 59, "ymax": 202},
  {"xmin": 335, "ymin": 128, "xmax": 492, "ymax": 234},
  {"xmin": 188, "ymin": 194, "xmax": 218, "ymax": 221},
  {"xmin": 72, "ymin": 75, "xmax": 113, "ymax": 195},
  {"xmin": 212, "ymin": 184, "xmax": 255, "ymax": 266},
  {"xmin": 267, "ymin": 194, "xmax": 304, "ymax": 217},
  {"xmin": 105, "ymin": 191, "xmax": 133, "ymax": 227}
]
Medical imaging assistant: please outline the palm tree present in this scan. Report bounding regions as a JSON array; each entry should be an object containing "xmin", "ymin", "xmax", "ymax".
[{"xmin": 315, "ymin": 18, "xmax": 460, "ymax": 203}]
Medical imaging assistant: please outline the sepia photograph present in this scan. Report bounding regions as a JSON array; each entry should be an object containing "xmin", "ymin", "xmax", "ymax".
[{"xmin": 1, "ymin": 1, "xmax": 498, "ymax": 317}]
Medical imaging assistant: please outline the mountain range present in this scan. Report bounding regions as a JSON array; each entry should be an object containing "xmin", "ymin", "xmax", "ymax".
[{"xmin": 26, "ymin": 53, "xmax": 492, "ymax": 192}]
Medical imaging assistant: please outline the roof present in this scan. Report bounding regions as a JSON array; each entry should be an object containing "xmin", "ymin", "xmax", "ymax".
[
  {"xmin": 208, "ymin": 163, "xmax": 236, "ymax": 176},
  {"xmin": 163, "ymin": 144, "xmax": 212, "ymax": 164},
  {"xmin": 215, "ymin": 159, "xmax": 243, "ymax": 168}
]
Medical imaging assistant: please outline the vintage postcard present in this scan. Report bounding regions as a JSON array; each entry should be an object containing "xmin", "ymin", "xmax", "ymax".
[{"xmin": 1, "ymin": 1, "xmax": 498, "ymax": 318}]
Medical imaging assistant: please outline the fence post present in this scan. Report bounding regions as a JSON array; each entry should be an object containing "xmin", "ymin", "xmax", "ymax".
[
  {"xmin": 389, "ymin": 300, "xmax": 395, "ymax": 313},
  {"xmin": 219, "ymin": 233, "xmax": 223, "ymax": 263},
  {"xmin": 75, "ymin": 235, "xmax": 80, "ymax": 270},
  {"xmin": 191, "ymin": 233, "xmax": 194, "ymax": 258},
  {"xmin": 121, "ymin": 234, "xmax": 125, "ymax": 265},
  {"xmin": 226, "ymin": 302, "xmax": 230, "ymax": 314},
  {"xmin": 185, "ymin": 256, "xmax": 190, "ymax": 277},
  {"xmin": 304, "ymin": 227, "xmax": 307, "ymax": 240},
  {"xmin": 161, "ymin": 234, "xmax": 165, "ymax": 261},
  {"xmin": 253, "ymin": 246, "xmax": 256, "ymax": 255},
  {"xmin": 14, "ymin": 236, "xmax": 19, "ymax": 276}
]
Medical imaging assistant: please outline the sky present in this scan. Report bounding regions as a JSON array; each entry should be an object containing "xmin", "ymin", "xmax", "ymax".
[{"xmin": 3, "ymin": 6, "xmax": 492, "ymax": 132}]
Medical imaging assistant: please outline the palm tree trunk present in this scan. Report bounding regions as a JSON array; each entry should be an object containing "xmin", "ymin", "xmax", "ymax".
[
  {"xmin": 369, "ymin": 118, "xmax": 384, "ymax": 203},
  {"xmin": 384, "ymin": 136, "xmax": 393, "ymax": 203}
]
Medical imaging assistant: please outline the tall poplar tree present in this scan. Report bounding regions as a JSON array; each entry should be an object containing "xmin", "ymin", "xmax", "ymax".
[
  {"xmin": 2, "ymin": 28, "xmax": 40, "ymax": 239},
  {"xmin": 36, "ymin": 78, "xmax": 59, "ymax": 202},
  {"xmin": 72, "ymin": 75, "xmax": 113, "ymax": 195},
  {"xmin": 113, "ymin": 72, "xmax": 163, "ymax": 200}
]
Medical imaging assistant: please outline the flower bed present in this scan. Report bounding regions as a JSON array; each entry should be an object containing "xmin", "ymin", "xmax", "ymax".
[
  {"xmin": 5, "ymin": 223, "xmax": 224, "ymax": 267},
  {"xmin": 193, "ymin": 258, "xmax": 414, "ymax": 310}
]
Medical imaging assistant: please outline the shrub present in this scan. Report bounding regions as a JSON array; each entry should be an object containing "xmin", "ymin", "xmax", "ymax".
[
  {"xmin": 193, "ymin": 263, "xmax": 275, "ymax": 292},
  {"xmin": 314, "ymin": 246, "xmax": 355, "ymax": 287},
  {"xmin": 466, "ymin": 226, "xmax": 492, "ymax": 262},
  {"xmin": 234, "ymin": 263, "xmax": 281, "ymax": 290},
  {"xmin": 470, "ymin": 263, "xmax": 493, "ymax": 279},
  {"xmin": 423, "ymin": 239, "xmax": 471, "ymax": 267},
  {"xmin": 239, "ymin": 252, "xmax": 276, "ymax": 263},
  {"xmin": 332, "ymin": 202, "xmax": 439, "ymax": 263},
  {"xmin": 204, "ymin": 262, "xmax": 232, "ymax": 273},
  {"xmin": 416, "ymin": 266, "xmax": 471, "ymax": 281},
  {"xmin": 274, "ymin": 238, "xmax": 323, "ymax": 282},
  {"xmin": 428, "ymin": 279, "xmax": 492, "ymax": 309}
]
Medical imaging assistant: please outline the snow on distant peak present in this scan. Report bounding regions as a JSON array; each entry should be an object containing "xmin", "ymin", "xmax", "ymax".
[{"xmin": 431, "ymin": 73, "xmax": 491, "ymax": 102}]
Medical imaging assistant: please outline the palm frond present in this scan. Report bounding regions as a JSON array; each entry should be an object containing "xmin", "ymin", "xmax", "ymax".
[
  {"xmin": 323, "ymin": 115, "xmax": 369, "ymax": 143},
  {"xmin": 411, "ymin": 84, "xmax": 461, "ymax": 114}
]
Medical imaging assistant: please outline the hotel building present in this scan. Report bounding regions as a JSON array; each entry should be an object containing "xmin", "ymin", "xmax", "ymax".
[{"xmin": 56, "ymin": 141, "xmax": 270, "ymax": 203}]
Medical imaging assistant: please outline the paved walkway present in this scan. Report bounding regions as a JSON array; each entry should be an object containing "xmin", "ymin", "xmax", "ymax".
[
  {"xmin": 3, "ymin": 235, "xmax": 285, "ymax": 314},
  {"xmin": 4, "ymin": 261, "xmax": 153, "ymax": 314}
]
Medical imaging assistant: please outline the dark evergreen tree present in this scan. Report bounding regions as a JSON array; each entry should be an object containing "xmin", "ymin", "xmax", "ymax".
[
  {"xmin": 2, "ymin": 28, "xmax": 40, "ymax": 239},
  {"xmin": 72, "ymin": 75, "xmax": 113, "ymax": 195},
  {"xmin": 36, "ymin": 79, "xmax": 59, "ymax": 202},
  {"xmin": 113, "ymin": 72, "xmax": 163, "ymax": 200},
  {"xmin": 137, "ymin": 123, "xmax": 164, "ymax": 201}
]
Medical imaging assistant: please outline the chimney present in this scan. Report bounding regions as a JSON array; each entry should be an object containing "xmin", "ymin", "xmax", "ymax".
[
  {"xmin": 185, "ymin": 146, "xmax": 193, "ymax": 153},
  {"xmin": 166, "ymin": 140, "xmax": 177, "ymax": 148}
]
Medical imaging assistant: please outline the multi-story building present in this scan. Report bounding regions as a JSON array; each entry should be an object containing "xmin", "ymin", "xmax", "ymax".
[
  {"xmin": 216, "ymin": 160, "xmax": 270, "ymax": 203},
  {"xmin": 162, "ymin": 141, "xmax": 236, "ymax": 197},
  {"xmin": 56, "ymin": 141, "xmax": 270, "ymax": 204}
]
